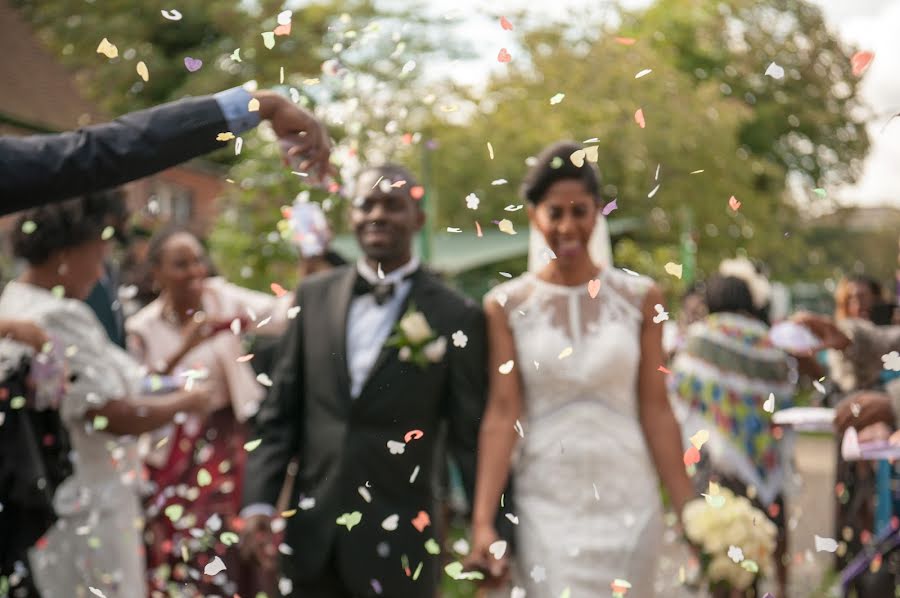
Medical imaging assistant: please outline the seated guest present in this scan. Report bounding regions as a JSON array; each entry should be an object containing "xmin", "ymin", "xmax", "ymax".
[
  {"xmin": 0, "ymin": 194, "xmax": 211, "ymax": 598},
  {"xmin": 126, "ymin": 227, "xmax": 292, "ymax": 597}
]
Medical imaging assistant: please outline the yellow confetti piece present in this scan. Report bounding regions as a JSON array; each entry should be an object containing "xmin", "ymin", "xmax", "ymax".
[
  {"xmin": 216, "ymin": 132, "xmax": 235, "ymax": 141},
  {"xmin": 230, "ymin": 48, "xmax": 242, "ymax": 62},
  {"xmin": 10, "ymin": 396, "xmax": 26, "ymax": 409},
  {"xmin": 689, "ymin": 429, "xmax": 709, "ymax": 450},
  {"xmin": 96, "ymin": 38, "xmax": 118, "ymax": 59},
  {"xmin": 498, "ymin": 219, "xmax": 516, "ymax": 235},
  {"xmin": 281, "ymin": 509, "xmax": 297, "ymax": 518},
  {"xmin": 487, "ymin": 142, "xmax": 494, "ymax": 160},
  {"xmin": 51, "ymin": 285, "xmax": 65, "ymax": 299},
  {"xmin": 280, "ymin": 66, "xmax": 284, "ymax": 84},
  {"xmin": 181, "ymin": 544, "xmax": 189, "ymax": 562},
  {"xmin": 92, "ymin": 415, "xmax": 108, "ymax": 430},
  {"xmin": 261, "ymin": 31, "xmax": 276, "ymax": 49},
  {"xmin": 136, "ymin": 61, "xmax": 149, "ymax": 81},
  {"xmin": 197, "ymin": 468, "xmax": 212, "ymax": 487},
  {"xmin": 220, "ymin": 531, "xmax": 239, "ymax": 546},
  {"xmin": 244, "ymin": 438, "xmax": 262, "ymax": 451},
  {"xmin": 558, "ymin": 347, "xmax": 573, "ymax": 359},
  {"xmin": 21, "ymin": 221, "xmax": 36, "ymax": 234},
  {"xmin": 248, "ymin": 98, "xmax": 260, "ymax": 112},
  {"xmin": 101, "ymin": 226, "xmax": 115, "ymax": 241},
  {"xmin": 664, "ymin": 262, "xmax": 683, "ymax": 279},
  {"xmin": 164, "ymin": 504, "xmax": 184, "ymax": 522}
]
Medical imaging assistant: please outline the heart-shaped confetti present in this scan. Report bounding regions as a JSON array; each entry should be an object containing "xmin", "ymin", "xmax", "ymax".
[
  {"xmin": 204, "ymin": 556, "xmax": 227, "ymax": 575},
  {"xmin": 499, "ymin": 360, "xmax": 515, "ymax": 375},
  {"xmin": 728, "ymin": 195, "xmax": 741, "ymax": 211},
  {"xmin": 382, "ymin": 514, "xmax": 399, "ymax": 531},
  {"xmin": 570, "ymin": 149, "xmax": 586, "ymax": 167},
  {"xmin": 96, "ymin": 38, "xmax": 118, "ymax": 59},
  {"xmin": 488, "ymin": 540, "xmax": 508, "ymax": 559},
  {"xmin": 497, "ymin": 48, "xmax": 512, "ymax": 63},
  {"xmin": 500, "ymin": 16, "xmax": 513, "ymax": 30},
  {"xmin": 851, "ymin": 51, "xmax": 874, "ymax": 77},
  {"xmin": 411, "ymin": 510, "xmax": 431, "ymax": 532},
  {"xmin": 164, "ymin": 504, "xmax": 184, "ymax": 522},
  {"xmin": 815, "ymin": 535, "xmax": 838, "ymax": 552},
  {"xmin": 136, "ymin": 61, "xmax": 149, "ymax": 81},
  {"xmin": 634, "ymin": 108, "xmax": 645, "ymax": 128},
  {"xmin": 765, "ymin": 62, "xmax": 785, "ymax": 79},
  {"xmin": 664, "ymin": 262, "xmax": 683, "ymax": 279},
  {"xmin": 184, "ymin": 56, "xmax": 202, "ymax": 72},
  {"xmin": 689, "ymin": 429, "xmax": 709, "ymax": 450},
  {"xmin": 588, "ymin": 279, "xmax": 601, "ymax": 299},
  {"xmin": 336, "ymin": 511, "xmax": 362, "ymax": 530}
]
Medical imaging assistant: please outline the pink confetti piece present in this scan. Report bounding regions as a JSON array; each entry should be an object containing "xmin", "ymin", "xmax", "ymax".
[
  {"xmin": 634, "ymin": 108, "xmax": 645, "ymax": 129},
  {"xmin": 851, "ymin": 51, "xmax": 874, "ymax": 77},
  {"xmin": 497, "ymin": 48, "xmax": 512, "ymax": 63},
  {"xmin": 500, "ymin": 16, "xmax": 513, "ymax": 30},
  {"xmin": 602, "ymin": 199, "xmax": 617, "ymax": 215}
]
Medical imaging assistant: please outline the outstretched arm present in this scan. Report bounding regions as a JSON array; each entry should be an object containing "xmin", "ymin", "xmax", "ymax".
[
  {"xmin": 0, "ymin": 88, "xmax": 331, "ymax": 212},
  {"xmin": 638, "ymin": 285, "xmax": 695, "ymax": 516}
]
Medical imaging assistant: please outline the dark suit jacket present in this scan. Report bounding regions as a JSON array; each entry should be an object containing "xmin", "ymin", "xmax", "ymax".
[
  {"xmin": 243, "ymin": 265, "xmax": 487, "ymax": 598},
  {"xmin": 0, "ymin": 96, "xmax": 228, "ymax": 212}
]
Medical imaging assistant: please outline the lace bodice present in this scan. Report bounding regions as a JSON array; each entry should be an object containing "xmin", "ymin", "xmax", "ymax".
[{"xmin": 488, "ymin": 268, "xmax": 653, "ymax": 423}]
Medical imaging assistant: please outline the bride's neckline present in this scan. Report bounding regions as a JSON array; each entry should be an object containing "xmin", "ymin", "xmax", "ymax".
[{"xmin": 527, "ymin": 267, "xmax": 607, "ymax": 293}]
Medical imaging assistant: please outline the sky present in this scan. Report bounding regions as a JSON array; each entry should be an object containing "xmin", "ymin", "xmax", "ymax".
[{"xmin": 403, "ymin": 0, "xmax": 900, "ymax": 210}]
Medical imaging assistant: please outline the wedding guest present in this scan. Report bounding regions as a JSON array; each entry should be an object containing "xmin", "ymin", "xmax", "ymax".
[
  {"xmin": 0, "ymin": 88, "xmax": 332, "ymax": 212},
  {"xmin": 83, "ymin": 191, "xmax": 130, "ymax": 347},
  {"xmin": 669, "ymin": 273, "xmax": 796, "ymax": 597},
  {"xmin": 467, "ymin": 141, "xmax": 694, "ymax": 597},
  {"xmin": 834, "ymin": 275, "xmax": 882, "ymax": 321},
  {"xmin": 0, "ymin": 194, "xmax": 211, "ymax": 598},
  {"xmin": 126, "ymin": 226, "xmax": 292, "ymax": 597}
]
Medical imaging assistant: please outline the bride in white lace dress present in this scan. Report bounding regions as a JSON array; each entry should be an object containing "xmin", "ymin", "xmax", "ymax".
[{"xmin": 468, "ymin": 142, "xmax": 694, "ymax": 597}]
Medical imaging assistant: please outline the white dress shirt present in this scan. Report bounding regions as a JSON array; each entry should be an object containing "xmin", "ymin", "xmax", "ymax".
[
  {"xmin": 240, "ymin": 257, "xmax": 420, "ymax": 518},
  {"xmin": 347, "ymin": 257, "xmax": 419, "ymax": 398}
]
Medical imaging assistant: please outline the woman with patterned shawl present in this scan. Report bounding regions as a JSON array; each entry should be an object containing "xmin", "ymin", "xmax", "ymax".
[{"xmin": 669, "ymin": 272, "xmax": 796, "ymax": 597}]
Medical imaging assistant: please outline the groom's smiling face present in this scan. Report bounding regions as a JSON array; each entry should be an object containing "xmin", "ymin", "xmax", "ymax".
[{"xmin": 351, "ymin": 168, "xmax": 425, "ymax": 271}]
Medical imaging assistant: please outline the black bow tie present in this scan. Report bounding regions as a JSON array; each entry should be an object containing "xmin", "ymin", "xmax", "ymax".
[{"xmin": 353, "ymin": 275, "xmax": 397, "ymax": 305}]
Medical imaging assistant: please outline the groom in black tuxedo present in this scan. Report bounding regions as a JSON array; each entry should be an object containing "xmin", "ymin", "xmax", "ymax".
[{"xmin": 241, "ymin": 164, "xmax": 487, "ymax": 597}]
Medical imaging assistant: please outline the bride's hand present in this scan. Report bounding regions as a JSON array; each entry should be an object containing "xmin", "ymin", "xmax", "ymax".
[{"xmin": 465, "ymin": 523, "xmax": 509, "ymax": 588}]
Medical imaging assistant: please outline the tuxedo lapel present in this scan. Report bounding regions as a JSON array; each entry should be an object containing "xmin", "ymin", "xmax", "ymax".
[{"xmin": 328, "ymin": 267, "xmax": 357, "ymax": 403}]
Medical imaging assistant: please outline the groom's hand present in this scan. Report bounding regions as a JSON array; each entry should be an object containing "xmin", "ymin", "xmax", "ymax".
[
  {"xmin": 239, "ymin": 514, "xmax": 278, "ymax": 572},
  {"xmin": 252, "ymin": 91, "xmax": 334, "ymax": 184},
  {"xmin": 465, "ymin": 523, "xmax": 509, "ymax": 588}
]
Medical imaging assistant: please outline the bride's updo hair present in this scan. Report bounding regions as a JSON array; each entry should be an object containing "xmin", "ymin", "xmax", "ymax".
[{"xmin": 520, "ymin": 140, "xmax": 600, "ymax": 205}]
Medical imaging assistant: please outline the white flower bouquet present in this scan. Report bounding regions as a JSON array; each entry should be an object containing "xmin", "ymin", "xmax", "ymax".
[
  {"xmin": 386, "ymin": 305, "xmax": 447, "ymax": 368},
  {"xmin": 682, "ymin": 485, "xmax": 778, "ymax": 593}
]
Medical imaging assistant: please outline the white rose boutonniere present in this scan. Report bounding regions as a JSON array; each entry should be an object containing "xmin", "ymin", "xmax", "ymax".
[{"xmin": 388, "ymin": 304, "xmax": 446, "ymax": 368}]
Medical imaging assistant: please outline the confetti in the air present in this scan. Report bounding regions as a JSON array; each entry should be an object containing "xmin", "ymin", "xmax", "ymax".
[
  {"xmin": 412, "ymin": 510, "xmax": 431, "ymax": 532},
  {"xmin": 614, "ymin": 37, "xmax": 636, "ymax": 45},
  {"xmin": 136, "ymin": 61, "xmax": 149, "ymax": 81},
  {"xmin": 588, "ymin": 279, "xmax": 601, "ymax": 299},
  {"xmin": 452, "ymin": 330, "xmax": 468, "ymax": 348},
  {"xmin": 664, "ymin": 262, "xmax": 683, "ymax": 279},
  {"xmin": 262, "ymin": 31, "xmax": 276, "ymax": 49},
  {"xmin": 728, "ymin": 195, "xmax": 742, "ymax": 211},
  {"xmin": 387, "ymin": 440, "xmax": 406, "ymax": 455},
  {"xmin": 498, "ymin": 219, "xmax": 516, "ymax": 235},
  {"xmin": 96, "ymin": 38, "xmax": 118, "ymax": 59},
  {"xmin": 89, "ymin": 588, "xmax": 108, "ymax": 598},
  {"xmin": 550, "ymin": 93, "xmax": 566, "ymax": 105},
  {"xmin": 635, "ymin": 69, "xmax": 652, "ymax": 78},
  {"xmin": 728, "ymin": 545, "xmax": 745, "ymax": 563},
  {"xmin": 882, "ymin": 351, "xmax": 900, "ymax": 371},
  {"xmin": 690, "ymin": 429, "xmax": 709, "ymax": 450},
  {"xmin": 489, "ymin": 540, "xmax": 508, "ymax": 559},
  {"xmin": 764, "ymin": 393, "xmax": 775, "ymax": 413},
  {"xmin": 634, "ymin": 108, "xmax": 645, "ymax": 128},
  {"xmin": 500, "ymin": 16, "xmax": 514, "ymax": 30},
  {"xmin": 204, "ymin": 556, "xmax": 227, "ymax": 575},
  {"xmin": 497, "ymin": 48, "xmax": 512, "ymax": 63},
  {"xmin": 492, "ymin": 178, "xmax": 508, "ymax": 185},
  {"xmin": 21, "ymin": 221, "xmax": 37, "ymax": 234},
  {"xmin": 652, "ymin": 304, "xmax": 668, "ymax": 324},
  {"xmin": 216, "ymin": 132, "xmax": 235, "ymax": 141},
  {"xmin": 336, "ymin": 511, "xmax": 362, "ymax": 531},
  {"xmin": 160, "ymin": 9, "xmax": 182, "ymax": 20},
  {"xmin": 499, "ymin": 360, "xmax": 515, "ymax": 375},
  {"xmin": 244, "ymin": 438, "xmax": 262, "ymax": 451},
  {"xmin": 230, "ymin": 48, "xmax": 242, "ymax": 62},
  {"xmin": 183, "ymin": 56, "xmax": 202, "ymax": 72},
  {"xmin": 764, "ymin": 62, "xmax": 785, "ymax": 79},
  {"xmin": 487, "ymin": 142, "xmax": 494, "ymax": 159},
  {"xmin": 602, "ymin": 199, "xmax": 618, "ymax": 215},
  {"xmin": 558, "ymin": 347, "xmax": 573, "ymax": 359},
  {"xmin": 815, "ymin": 535, "xmax": 839, "ymax": 552},
  {"xmin": 851, "ymin": 51, "xmax": 874, "ymax": 77}
]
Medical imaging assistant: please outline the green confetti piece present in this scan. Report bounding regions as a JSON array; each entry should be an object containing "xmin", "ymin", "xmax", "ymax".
[
  {"xmin": 21, "ymin": 221, "xmax": 37, "ymax": 234},
  {"xmin": 92, "ymin": 415, "xmax": 108, "ymax": 430},
  {"xmin": 220, "ymin": 532, "xmax": 240, "ymax": 546},
  {"xmin": 10, "ymin": 396, "xmax": 26, "ymax": 409},
  {"xmin": 261, "ymin": 31, "xmax": 275, "ymax": 49},
  {"xmin": 244, "ymin": 438, "xmax": 262, "ymax": 452},
  {"xmin": 165, "ymin": 504, "xmax": 184, "ymax": 522},
  {"xmin": 444, "ymin": 561, "xmax": 484, "ymax": 581},
  {"xmin": 412, "ymin": 561, "xmax": 423, "ymax": 581},
  {"xmin": 197, "ymin": 468, "xmax": 212, "ymax": 487},
  {"xmin": 560, "ymin": 588, "xmax": 572, "ymax": 598},
  {"xmin": 813, "ymin": 188, "xmax": 827, "ymax": 198},
  {"xmin": 741, "ymin": 560, "xmax": 759, "ymax": 573},
  {"xmin": 550, "ymin": 156, "xmax": 563, "ymax": 168},
  {"xmin": 87, "ymin": 536, "xmax": 101, "ymax": 549},
  {"xmin": 149, "ymin": 375, "xmax": 163, "ymax": 392},
  {"xmin": 101, "ymin": 226, "xmax": 115, "ymax": 240},
  {"xmin": 51, "ymin": 285, "xmax": 65, "ymax": 299},
  {"xmin": 424, "ymin": 538, "xmax": 441, "ymax": 555},
  {"xmin": 336, "ymin": 511, "xmax": 362, "ymax": 531}
]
